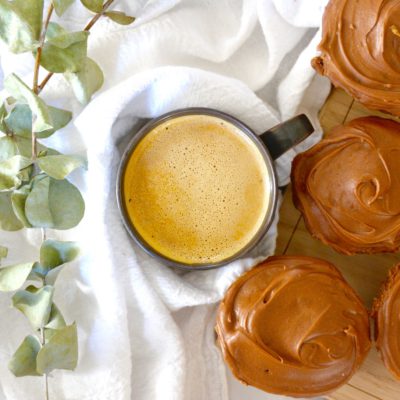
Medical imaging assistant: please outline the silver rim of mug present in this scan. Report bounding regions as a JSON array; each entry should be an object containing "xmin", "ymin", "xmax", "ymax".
[{"xmin": 116, "ymin": 107, "xmax": 278, "ymax": 270}]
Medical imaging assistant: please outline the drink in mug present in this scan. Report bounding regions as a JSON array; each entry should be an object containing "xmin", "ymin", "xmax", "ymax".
[{"xmin": 122, "ymin": 114, "xmax": 272, "ymax": 265}]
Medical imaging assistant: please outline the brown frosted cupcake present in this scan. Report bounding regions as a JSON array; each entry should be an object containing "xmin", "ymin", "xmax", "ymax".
[
  {"xmin": 312, "ymin": 0, "xmax": 400, "ymax": 115},
  {"xmin": 292, "ymin": 117, "xmax": 400, "ymax": 255},
  {"xmin": 372, "ymin": 264, "xmax": 400, "ymax": 380},
  {"xmin": 216, "ymin": 256, "xmax": 371, "ymax": 398}
]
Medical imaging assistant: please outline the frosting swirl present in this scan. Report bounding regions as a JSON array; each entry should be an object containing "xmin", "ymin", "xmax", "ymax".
[
  {"xmin": 372, "ymin": 264, "xmax": 400, "ymax": 379},
  {"xmin": 292, "ymin": 117, "xmax": 400, "ymax": 255},
  {"xmin": 216, "ymin": 256, "xmax": 371, "ymax": 397},
  {"xmin": 312, "ymin": 0, "xmax": 400, "ymax": 115}
]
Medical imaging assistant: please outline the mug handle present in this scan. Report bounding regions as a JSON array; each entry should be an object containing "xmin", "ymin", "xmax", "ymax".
[{"xmin": 259, "ymin": 114, "xmax": 314, "ymax": 160}]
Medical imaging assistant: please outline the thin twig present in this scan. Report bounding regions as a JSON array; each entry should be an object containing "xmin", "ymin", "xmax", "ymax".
[
  {"xmin": 37, "ymin": 0, "xmax": 116, "ymax": 94},
  {"xmin": 40, "ymin": 328, "xmax": 49, "ymax": 400},
  {"xmin": 33, "ymin": 3, "xmax": 54, "ymax": 94},
  {"xmin": 32, "ymin": 3, "xmax": 54, "ymax": 160}
]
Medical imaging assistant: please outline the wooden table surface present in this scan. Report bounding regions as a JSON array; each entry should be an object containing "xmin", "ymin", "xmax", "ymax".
[{"xmin": 275, "ymin": 88, "xmax": 400, "ymax": 400}]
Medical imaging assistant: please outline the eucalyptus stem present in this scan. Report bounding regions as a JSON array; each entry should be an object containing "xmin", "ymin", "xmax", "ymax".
[
  {"xmin": 32, "ymin": 6, "xmax": 54, "ymax": 400},
  {"xmin": 32, "ymin": 3, "xmax": 54, "ymax": 160},
  {"xmin": 37, "ymin": 0, "xmax": 116, "ymax": 94},
  {"xmin": 40, "ymin": 328, "xmax": 49, "ymax": 400}
]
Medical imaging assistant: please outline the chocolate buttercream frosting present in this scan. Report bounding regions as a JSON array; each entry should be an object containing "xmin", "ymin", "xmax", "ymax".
[
  {"xmin": 372, "ymin": 264, "xmax": 400, "ymax": 380},
  {"xmin": 216, "ymin": 256, "xmax": 371, "ymax": 397},
  {"xmin": 312, "ymin": 0, "xmax": 400, "ymax": 115},
  {"xmin": 292, "ymin": 117, "xmax": 400, "ymax": 255}
]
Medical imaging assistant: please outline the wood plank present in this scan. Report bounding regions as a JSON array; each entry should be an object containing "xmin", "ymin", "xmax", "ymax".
[
  {"xmin": 275, "ymin": 87, "xmax": 400, "ymax": 400},
  {"xmin": 274, "ymin": 186, "xmax": 301, "ymax": 255}
]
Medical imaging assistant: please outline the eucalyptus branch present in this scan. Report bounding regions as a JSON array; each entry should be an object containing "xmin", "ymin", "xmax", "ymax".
[
  {"xmin": 0, "ymin": 1, "xmax": 135, "ymax": 398},
  {"xmin": 38, "ymin": 0, "xmax": 116, "ymax": 94},
  {"xmin": 32, "ymin": 3, "xmax": 54, "ymax": 160},
  {"xmin": 34, "ymin": 4, "xmax": 54, "ymax": 94}
]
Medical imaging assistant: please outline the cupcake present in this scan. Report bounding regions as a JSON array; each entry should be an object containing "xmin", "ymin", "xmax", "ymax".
[
  {"xmin": 216, "ymin": 256, "xmax": 371, "ymax": 398},
  {"xmin": 372, "ymin": 264, "xmax": 400, "ymax": 380},
  {"xmin": 312, "ymin": 0, "xmax": 400, "ymax": 115},
  {"xmin": 292, "ymin": 117, "xmax": 400, "ymax": 255}
]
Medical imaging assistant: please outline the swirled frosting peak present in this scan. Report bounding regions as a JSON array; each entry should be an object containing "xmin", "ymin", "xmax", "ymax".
[
  {"xmin": 292, "ymin": 117, "xmax": 400, "ymax": 255},
  {"xmin": 372, "ymin": 263, "xmax": 400, "ymax": 379},
  {"xmin": 312, "ymin": 0, "xmax": 400, "ymax": 115},
  {"xmin": 216, "ymin": 256, "xmax": 371, "ymax": 397}
]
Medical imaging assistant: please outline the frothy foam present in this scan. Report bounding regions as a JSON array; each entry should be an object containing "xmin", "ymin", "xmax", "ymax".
[{"xmin": 123, "ymin": 114, "xmax": 271, "ymax": 264}]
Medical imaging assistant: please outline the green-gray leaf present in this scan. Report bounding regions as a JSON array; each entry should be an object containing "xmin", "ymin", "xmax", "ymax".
[
  {"xmin": 5, "ymin": 104, "xmax": 73, "ymax": 138},
  {"xmin": 11, "ymin": 185, "xmax": 32, "ymax": 227},
  {"xmin": 65, "ymin": 57, "xmax": 104, "ymax": 104},
  {"xmin": 25, "ymin": 176, "xmax": 85, "ymax": 229},
  {"xmin": 0, "ymin": 192, "xmax": 24, "ymax": 230},
  {"xmin": 0, "ymin": 245, "xmax": 8, "ymax": 260},
  {"xmin": 4, "ymin": 104, "xmax": 31, "ymax": 137},
  {"xmin": 12, "ymin": 285, "xmax": 54, "ymax": 329},
  {"xmin": 46, "ymin": 21, "xmax": 66, "ymax": 39},
  {"xmin": 0, "ymin": 262, "xmax": 34, "ymax": 291},
  {"xmin": 52, "ymin": 0, "xmax": 75, "ymax": 16},
  {"xmin": 80, "ymin": 0, "xmax": 102, "ymax": 13},
  {"xmin": 40, "ymin": 31, "xmax": 89, "ymax": 73},
  {"xmin": 105, "ymin": 11, "xmax": 135, "ymax": 25},
  {"xmin": 14, "ymin": 136, "xmax": 59, "ymax": 158},
  {"xmin": 9, "ymin": 335, "xmax": 42, "ymax": 377},
  {"xmin": 38, "ymin": 155, "xmax": 86, "ymax": 179},
  {"xmin": 28, "ymin": 261, "xmax": 48, "ymax": 281},
  {"xmin": 46, "ymin": 303, "xmax": 66, "ymax": 329},
  {"xmin": 0, "ymin": 136, "xmax": 18, "ymax": 161},
  {"xmin": 13, "ymin": 0, "xmax": 44, "ymax": 40},
  {"xmin": 0, "ymin": 103, "xmax": 7, "ymax": 133},
  {"xmin": 37, "ymin": 323, "xmax": 78, "ymax": 374},
  {"xmin": 0, "ymin": 155, "xmax": 32, "ymax": 191},
  {"xmin": 0, "ymin": 0, "xmax": 38, "ymax": 53},
  {"xmin": 40, "ymin": 239, "xmax": 80, "ymax": 269},
  {"xmin": 4, "ymin": 74, "xmax": 53, "ymax": 133}
]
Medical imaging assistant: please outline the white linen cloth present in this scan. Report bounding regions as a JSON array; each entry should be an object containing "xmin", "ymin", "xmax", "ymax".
[{"xmin": 0, "ymin": 1, "xmax": 330, "ymax": 399}]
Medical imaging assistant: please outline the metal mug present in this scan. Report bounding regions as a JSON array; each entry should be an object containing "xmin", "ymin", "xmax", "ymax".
[{"xmin": 116, "ymin": 108, "xmax": 314, "ymax": 270}]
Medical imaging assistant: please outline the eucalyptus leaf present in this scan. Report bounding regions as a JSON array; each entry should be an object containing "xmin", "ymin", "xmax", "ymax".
[
  {"xmin": 46, "ymin": 21, "xmax": 66, "ymax": 39},
  {"xmin": 0, "ymin": 0, "xmax": 38, "ymax": 53},
  {"xmin": 0, "ymin": 155, "xmax": 33, "ymax": 191},
  {"xmin": 0, "ymin": 136, "xmax": 18, "ymax": 161},
  {"xmin": 24, "ymin": 176, "xmax": 52, "ymax": 227},
  {"xmin": 40, "ymin": 31, "xmax": 89, "ymax": 73},
  {"xmin": 13, "ymin": 0, "xmax": 44, "ymax": 40},
  {"xmin": 0, "ymin": 262, "xmax": 34, "ymax": 291},
  {"xmin": 0, "ymin": 192, "xmax": 24, "ymax": 230},
  {"xmin": 46, "ymin": 303, "xmax": 66, "ymax": 329},
  {"xmin": 12, "ymin": 285, "xmax": 54, "ymax": 329},
  {"xmin": 0, "ymin": 103, "xmax": 7, "ymax": 133},
  {"xmin": 65, "ymin": 57, "xmax": 104, "ymax": 104},
  {"xmin": 28, "ymin": 261, "xmax": 48, "ymax": 281},
  {"xmin": 4, "ymin": 74, "xmax": 53, "ymax": 133},
  {"xmin": 11, "ymin": 185, "xmax": 32, "ymax": 227},
  {"xmin": 38, "ymin": 155, "xmax": 86, "ymax": 179},
  {"xmin": 52, "ymin": 0, "xmax": 75, "ymax": 16},
  {"xmin": 4, "ymin": 104, "xmax": 31, "ymax": 137},
  {"xmin": 5, "ymin": 103, "xmax": 73, "ymax": 138},
  {"xmin": 37, "ymin": 323, "xmax": 78, "ymax": 374},
  {"xmin": 25, "ymin": 176, "xmax": 85, "ymax": 229},
  {"xmin": 105, "ymin": 11, "xmax": 135, "ymax": 25},
  {"xmin": 80, "ymin": 0, "xmax": 103, "ymax": 13},
  {"xmin": 40, "ymin": 239, "xmax": 80, "ymax": 269},
  {"xmin": 14, "ymin": 136, "xmax": 59, "ymax": 158},
  {"xmin": 0, "ymin": 245, "xmax": 8, "ymax": 260},
  {"xmin": 8, "ymin": 335, "xmax": 42, "ymax": 377}
]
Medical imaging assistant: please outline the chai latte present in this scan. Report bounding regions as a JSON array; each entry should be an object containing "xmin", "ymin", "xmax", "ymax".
[{"xmin": 122, "ymin": 115, "xmax": 270, "ymax": 264}]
